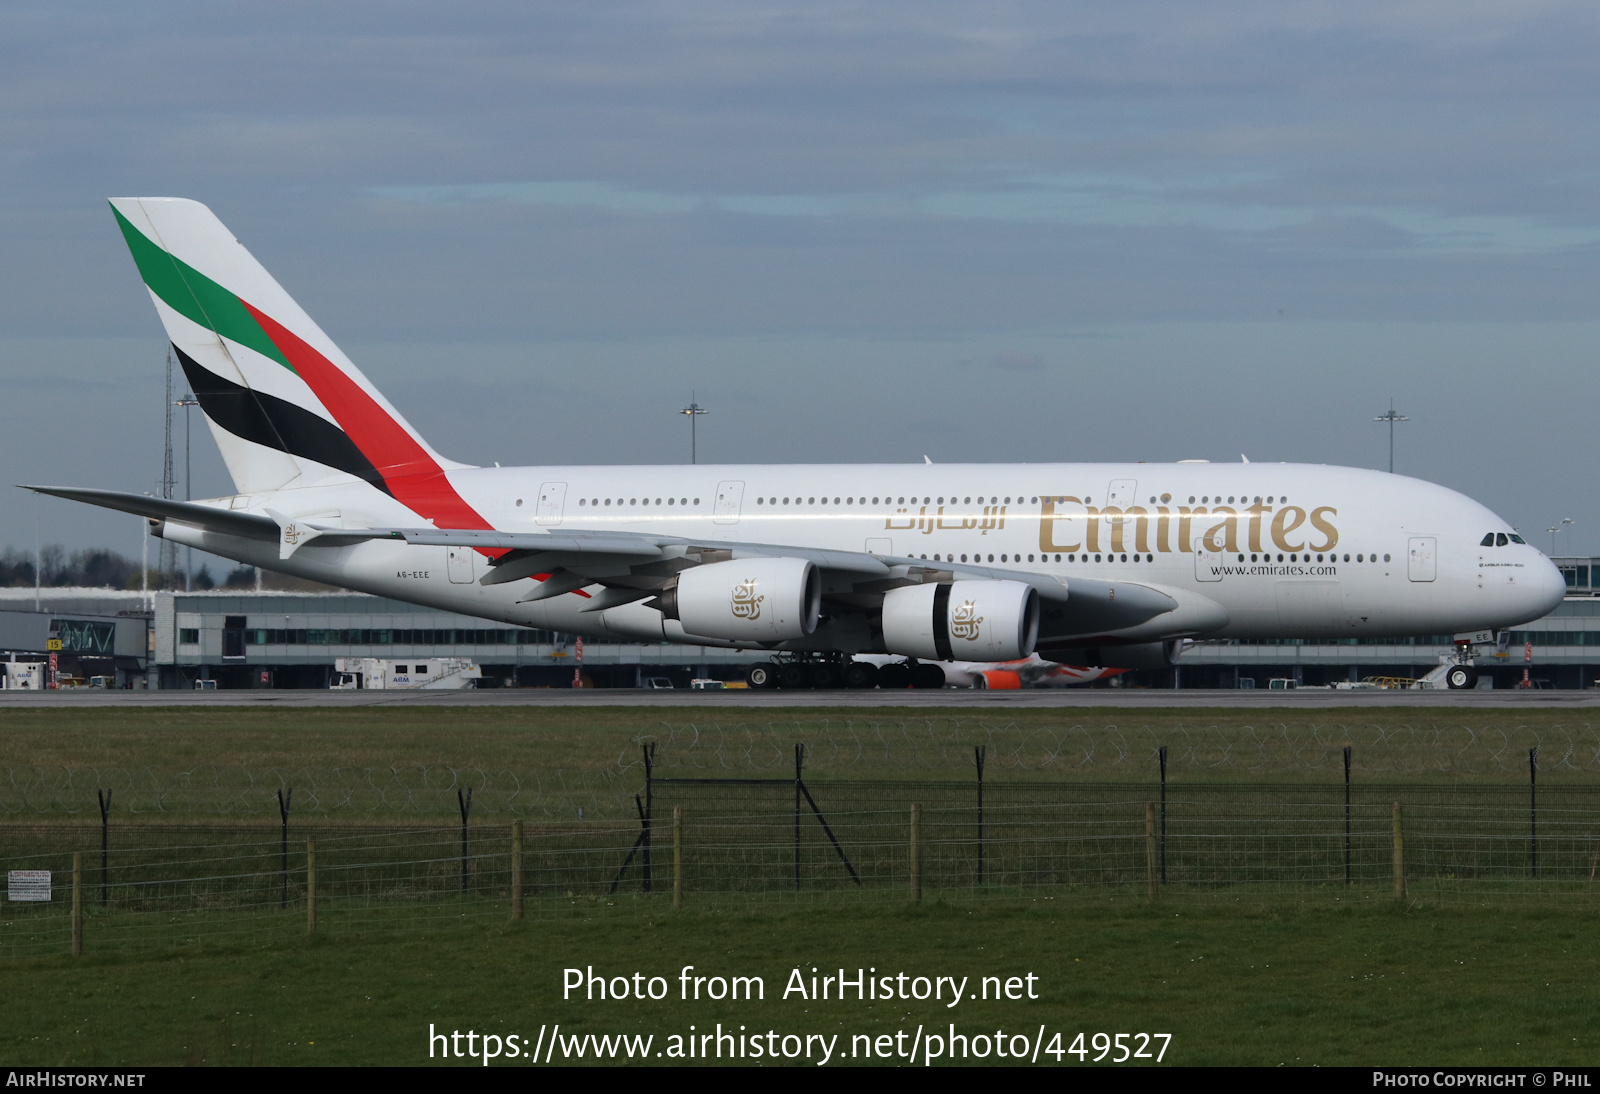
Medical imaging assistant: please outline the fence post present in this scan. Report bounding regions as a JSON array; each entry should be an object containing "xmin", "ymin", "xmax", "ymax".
[
  {"xmin": 1145, "ymin": 803, "xmax": 1157, "ymax": 900},
  {"xmin": 1158, "ymin": 745, "xmax": 1168, "ymax": 884},
  {"xmin": 673, "ymin": 806, "xmax": 683, "ymax": 911},
  {"xmin": 277, "ymin": 788, "xmax": 292, "ymax": 910},
  {"xmin": 307, "ymin": 837, "xmax": 317, "ymax": 936},
  {"xmin": 909, "ymin": 804, "xmax": 921, "ymax": 903},
  {"xmin": 71, "ymin": 852, "xmax": 83, "ymax": 957},
  {"xmin": 974, "ymin": 745, "xmax": 986, "ymax": 887},
  {"xmin": 642, "ymin": 742, "xmax": 654, "ymax": 894},
  {"xmin": 1530, "ymin": 746, "xmax": 1539, "ymax": 880},
  {"xmin": 510, "ymin": 820, "xmax": 524, "ymax": 923},
  {"xmin": 794, "ymin": 743, "xmax": 803, "ymax": 891},
  {"xmin": 458, "ymin": 787, "xmax": 473, "ymax": 893},
  {"xmin": 1391, "ymin": 802, "xmax": 1405, "ymax": 902},
  {"xmin": 1343, "ymin": 746, "xmax": 1352, "ymax": 887},
  {"xmin": 98, "ymin": 789, "xmax": 112, "ymax": 907}
]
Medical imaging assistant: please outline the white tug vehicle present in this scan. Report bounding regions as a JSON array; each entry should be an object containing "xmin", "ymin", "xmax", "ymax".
[{"xmin": 329, "ymin": 657, "xmax": 482, "ymax": 690}]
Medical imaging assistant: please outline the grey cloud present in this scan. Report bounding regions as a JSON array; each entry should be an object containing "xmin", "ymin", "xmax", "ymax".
[{"xmin": 1, "ymin": 1, "xmax": 1599, "ymax": 553}]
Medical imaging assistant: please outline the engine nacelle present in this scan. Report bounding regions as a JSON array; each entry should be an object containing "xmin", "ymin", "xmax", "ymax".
[
  {"xmin": 1044, "ymin": 639, "xmax": 1185, "ymax": 669},
  {"xmin": 669, "ymin": 557, "xmax": 821, "ymax": 643},
  {"xmin": 881, "ymin": 580, "xmax": 1040, "ymax": 662}
]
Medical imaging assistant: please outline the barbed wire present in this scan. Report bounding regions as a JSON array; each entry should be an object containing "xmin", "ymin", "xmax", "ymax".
[{"xmin": 0, "ymin": 765, "xmax": 627, "ymax": 819}]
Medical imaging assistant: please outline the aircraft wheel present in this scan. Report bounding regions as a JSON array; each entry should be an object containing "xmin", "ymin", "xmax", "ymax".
[
  {"xmin": 746, "ymin": 663, "xmax": 778, "ymax": 690},
  {"xmin": 876, "ymin": 662, "xmax": 912, "ymax": 689},
  {"xmin": 843, "ymin": 661, "xmax": 879, "ymax": 689},
  {"xmin": 912, "ymin": 663, "xmax": 947, "ymax": 689},
  {"xmin": 972, "ymin": 674, "xmax": 989, "ymax": 690},
  {"xmin": 810, "ymin": 663, "xmax": 841, "ymax": 689},
  {"xmin": 1446, "ymin": 665, "xmax": 1479, "ymax": 690},
  {"xmin": 778, "ymin": 662, "xmax": 812, "ymax": 689}
]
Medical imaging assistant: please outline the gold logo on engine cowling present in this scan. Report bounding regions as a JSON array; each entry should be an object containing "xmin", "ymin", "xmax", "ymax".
[
  {"xmin": 731, "ymin": 579, "xmax": 764, "ymax": 620},
  {"xmin": 950, "ymin": 599, "xmax": 983, "ymax": 641}
]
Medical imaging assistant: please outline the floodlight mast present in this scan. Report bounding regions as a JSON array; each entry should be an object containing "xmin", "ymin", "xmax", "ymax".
[
  {"xmin": 176, "ymin": 392, "xmax": 199, "ymax": 591},
  {"xmin": 1554, "ymin": 517, "xmax": 1575, "ymax": 556},
  {"xmin": 1374, "ymin": 398, "xmax": 1409, "ymax": 474},
  {"xmin": 680, "ymin": 394, "xmax": 708, "ymax": 464}
]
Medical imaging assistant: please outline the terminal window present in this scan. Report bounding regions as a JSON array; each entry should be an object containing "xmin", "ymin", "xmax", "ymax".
[{"xmin": 178, "ymin": 628, "xmax": 200, "ymax": 646}]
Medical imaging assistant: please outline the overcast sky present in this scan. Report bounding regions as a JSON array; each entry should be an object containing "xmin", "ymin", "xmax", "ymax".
[{"xmin": 4, "ymin": 1, "xmax": 1599, "ymax": 565}]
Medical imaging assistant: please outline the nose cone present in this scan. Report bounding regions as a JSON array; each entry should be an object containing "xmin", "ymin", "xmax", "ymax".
[{"xmin": 1525, "ymin": 554, "xmax": 1568, "ymax": 621}]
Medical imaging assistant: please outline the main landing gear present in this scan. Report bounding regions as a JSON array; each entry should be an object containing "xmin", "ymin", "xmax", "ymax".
[{"xmin": 745, "ymin": 655, "xmax": 945, "ymax": 690}]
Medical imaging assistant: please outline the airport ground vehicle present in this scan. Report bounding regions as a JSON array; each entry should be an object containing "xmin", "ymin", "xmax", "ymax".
[
  {"xmin": 328, "ymin": 657, "xmax": 482, "ymax": 690},
  {"xmin": 0, "ymin": 662, "xmax": 47, "ymax": 690}
]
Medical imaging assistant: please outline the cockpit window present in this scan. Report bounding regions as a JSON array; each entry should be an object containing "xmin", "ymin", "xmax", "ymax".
[
  {"xmin": 1510, "ymin": 534, "xmax": 1526, "ymax": 544},
  {"xmin": 1480, "ymin": 533, "xmax": 1495, "ymax": 547},
  {"xmin": 1496, "ymin": 533, "xmax": 1510, "ymax": 547}
]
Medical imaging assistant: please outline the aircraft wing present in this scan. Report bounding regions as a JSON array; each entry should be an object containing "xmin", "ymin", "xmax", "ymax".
[
  {"xmin": 313, "ymin": 522, "xmax": 1179, "ymax": 629},
  {"xmin": 20, "ymin": 485, "xmax": 1181, "ymax": 637}
]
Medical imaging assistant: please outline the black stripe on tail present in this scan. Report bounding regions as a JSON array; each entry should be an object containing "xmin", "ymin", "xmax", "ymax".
[{"xmin": 174, "ymin": 344, "xmax": 391, "ymax": 495}]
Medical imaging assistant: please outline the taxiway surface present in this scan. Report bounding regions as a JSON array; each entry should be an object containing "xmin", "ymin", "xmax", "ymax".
[{"xmin": 2, "ymin": 688, "xmax": 1595, "ymax": 709}]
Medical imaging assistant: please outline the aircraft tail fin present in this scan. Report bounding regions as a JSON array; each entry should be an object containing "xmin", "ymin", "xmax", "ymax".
[{"xmin": 109, "ymin": 198, "xmax": 469, "ymax": 508}]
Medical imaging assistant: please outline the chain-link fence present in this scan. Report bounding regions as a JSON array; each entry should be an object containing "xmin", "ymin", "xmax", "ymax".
[{"xmin": 4, "ymin": 722, "xmax": 1597, "ymax": 959}]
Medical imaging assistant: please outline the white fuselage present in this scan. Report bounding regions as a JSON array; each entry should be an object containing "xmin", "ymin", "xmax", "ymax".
[{"xmin": 160, "ymin": 461, "xmax": 1566, "ymax": 651}]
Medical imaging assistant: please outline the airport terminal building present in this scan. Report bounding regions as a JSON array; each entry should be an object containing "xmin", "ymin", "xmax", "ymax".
[{"xmin": 5, "ymin": 557, "xmax": 1600, "ymax": 689}]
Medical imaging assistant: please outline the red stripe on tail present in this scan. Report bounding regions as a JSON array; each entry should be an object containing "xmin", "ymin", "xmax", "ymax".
[
  {"xmin": 242, "ymin": 302, "xmax": 592, "ymax": 592},
  {"xmin": 242, "ymin": 301, "xmax": 491, "ymax": 532}
]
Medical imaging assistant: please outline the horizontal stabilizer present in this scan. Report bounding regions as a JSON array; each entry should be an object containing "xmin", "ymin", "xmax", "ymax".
[{"xmin": 21, "ymin": 486, "xmax": 277, "ymax": 540}]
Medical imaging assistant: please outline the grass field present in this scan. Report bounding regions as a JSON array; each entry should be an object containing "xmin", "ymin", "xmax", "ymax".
[
  {"xmin": 0, "ymin": 705, "xmax": 1594, "ymax": 777},
  {"xmin": 1, "ymin": 704, "xmax": 1596, "ymax": 1067},
  {"xmin": 2, "ymin": 706, "xmax": 1595, "ymax": 821},
  {"xmin": 0, "ymin": 895, "xmax": 1595, "ymax": 1067}
]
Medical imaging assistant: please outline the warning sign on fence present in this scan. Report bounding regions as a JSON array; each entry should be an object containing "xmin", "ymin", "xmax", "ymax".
[{"xmin": 7, "ymin": 870, "xmax": 51, "ymax": 902}]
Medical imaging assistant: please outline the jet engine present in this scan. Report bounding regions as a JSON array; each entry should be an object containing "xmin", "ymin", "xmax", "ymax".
[
  {"xmin": 1043, "ymin": 639, "xmax": 1185, "ymax": 669},
  {"xmin": 881, "ymin": 580, "xmax": 1040, "ymax": 662},
  {"xmin": 665, "ymin": 557, "xmax": 821, "ymax": 643}
]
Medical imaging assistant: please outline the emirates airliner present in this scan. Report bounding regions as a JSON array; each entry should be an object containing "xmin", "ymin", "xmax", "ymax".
[{"xmin": 26, "ymin": 199, "xmax": 1566, "ymax": 690}]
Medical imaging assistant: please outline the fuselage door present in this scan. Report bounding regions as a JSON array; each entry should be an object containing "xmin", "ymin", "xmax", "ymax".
[
  {"xmin": 535, "ymin": 482, "xmax": 567, "ymax": 526},
  {"xmin": 1195, "ymin": 547, "xmax": 1222, "ymax": 582},
  {"xmin": 446, "ymin": 546, "xmax": 476, "ymax": 584},
  {"xmin": 714, "ymin": 480, "xmax": 745, "ymax": 525},
  {"xmin": 1408, "ymin": 536, "xmax": 1437, "ymax": 582},
  {"xmin": 1105, "ymin": 478, "xmax": 1138, "ymax": 526}
]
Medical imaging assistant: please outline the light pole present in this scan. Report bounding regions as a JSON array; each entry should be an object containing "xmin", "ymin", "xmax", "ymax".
[
  {"xmin": 176, "ymin": 393, "xmax": 199, "ymax": 591},
  {"xmin": 1560, "ymin": 517, "xmax": 1575, "ymax": 556},
  {"xmin": 680, "ymin": 394, "xmax": 708, "ymax": 464},
  {"xmin": 1374, "ymin": 399, "xmax": 1409, "ymax": 474},
  {"xmin": 1548, "ymin": 526, "xmax": 1559, "ymax": 555}
]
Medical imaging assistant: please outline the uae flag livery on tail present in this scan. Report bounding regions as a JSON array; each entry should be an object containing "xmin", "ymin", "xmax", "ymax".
[{"xmin": 109, "ymin": 197, "xmax": 490, "ymax": 533}]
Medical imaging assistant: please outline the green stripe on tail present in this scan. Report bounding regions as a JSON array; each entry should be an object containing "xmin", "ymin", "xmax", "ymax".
[{"xmin": 111, "ymin": 205, "xmax": 293, "ymax": 373}]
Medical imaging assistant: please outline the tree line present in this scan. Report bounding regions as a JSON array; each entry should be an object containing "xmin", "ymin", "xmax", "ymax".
[{"xmin": 0, "ymin": 546, "xmax": 255, "ymax": 590}]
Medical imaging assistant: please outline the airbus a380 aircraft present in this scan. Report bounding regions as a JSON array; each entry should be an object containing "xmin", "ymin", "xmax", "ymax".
[{"xmin": 27, "ymin": 198, "xmax": 1567, "ymax": 690}]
